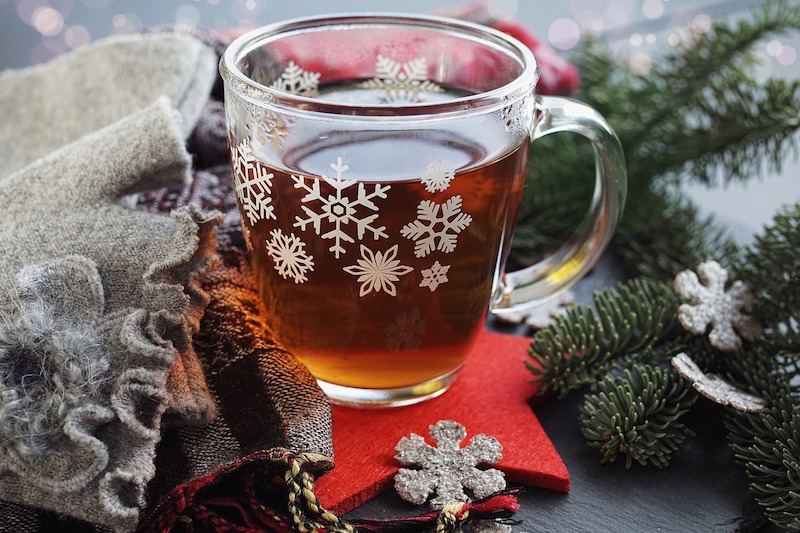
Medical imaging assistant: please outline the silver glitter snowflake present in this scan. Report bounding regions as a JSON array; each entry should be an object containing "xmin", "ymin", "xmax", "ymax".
[
  {"xmin": 673, "ymin": 261, "xmax": 762, "ymax": 351},
  {"xmin": 394, "ymin": 420, "xmax": 505, "ymax": 510},
  {"xmin": 671, "ymin": 352, "xmax": 767, "ymax": 413}
]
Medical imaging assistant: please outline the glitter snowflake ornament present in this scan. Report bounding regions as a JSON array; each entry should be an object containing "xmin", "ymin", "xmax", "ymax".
[
  {"xmin": 671, "ymin": 352, "xmax": 767, "ymax": 413},
  {"xmin": 673, "ymin": 261, "xmax": 763, "ymax": 351},
  {"xmin": 394, "ymin": 420, "xmax": 505, "ymax": 510}
]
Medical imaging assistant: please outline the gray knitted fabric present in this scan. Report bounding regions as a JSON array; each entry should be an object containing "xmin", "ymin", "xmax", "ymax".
[
  {"xmin": 0, "ymin": 33, "xmax": 215, "ymax": 178},
  {"xmin": 0, "ymin": 35, "xmax": 221, "ymax": 530}
]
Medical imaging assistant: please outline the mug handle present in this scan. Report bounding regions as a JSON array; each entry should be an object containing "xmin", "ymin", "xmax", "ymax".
[{"xmin": 492, "ymin": 95, "xmax": 627, "ymax": 314}]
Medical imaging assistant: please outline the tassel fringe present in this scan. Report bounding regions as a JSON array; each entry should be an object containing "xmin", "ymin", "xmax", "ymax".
[{"xmin": 154, "ymin": 449, "xmax": 519, "ymax": 532}]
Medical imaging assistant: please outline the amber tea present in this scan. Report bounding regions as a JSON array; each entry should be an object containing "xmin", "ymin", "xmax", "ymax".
[{"xmin": 232, "ymin": 98, "xmax": 529, "ymax": 395}]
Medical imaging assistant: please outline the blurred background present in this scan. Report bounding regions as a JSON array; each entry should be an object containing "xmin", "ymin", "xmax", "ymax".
[{"xmin": 1, "ymin": 0, "xmax": 798, "ymax": 245}]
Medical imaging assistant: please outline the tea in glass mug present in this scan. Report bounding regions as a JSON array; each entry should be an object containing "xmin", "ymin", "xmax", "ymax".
[{"xmin": 220, "ymin": 14, "xmax": 626, "ymax": 407}]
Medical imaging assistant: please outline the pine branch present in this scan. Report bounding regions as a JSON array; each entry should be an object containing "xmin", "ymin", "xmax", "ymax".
[
  {"xmin": 735, "ymin": 203, "xmax": 800, "ymax": 329},
  {"xmin": 687, "ymin": 78, "xmax": 800, "ymax": 184},
  {"xmin": 516, "ymin": 4, "xmax": 800, "ymax": 521},
  {"xmin": 607, "ymin": 0, "xmax": 800, "ymax": 183},
  {"xmin": 510, "ymin": 0, "xmax": 799, "ymax": 278},
  {"xmin": 579, "ymin": 363, "xmax": 697, "ymax": 468},
  {"xmin": 526, "ymin": 278, "xmax": 682, "ymax": 397},
  {"xmin": 616, "ymin": 186, "xmax": 740, "ymax": 280},
  {"xmin": 724, "ymin": 343, "xmax": 800, "ymax": 530}
]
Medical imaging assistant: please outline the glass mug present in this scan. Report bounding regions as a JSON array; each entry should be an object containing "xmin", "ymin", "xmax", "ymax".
[{"xmin": 220, "ymin": 14, "xmax": 626, "ymax": 407}]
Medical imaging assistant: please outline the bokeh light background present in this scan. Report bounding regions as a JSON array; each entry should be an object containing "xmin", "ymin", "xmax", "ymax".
[{"xmin": 1, "ymin": 0, "xmax": 798, "ymax": 242}]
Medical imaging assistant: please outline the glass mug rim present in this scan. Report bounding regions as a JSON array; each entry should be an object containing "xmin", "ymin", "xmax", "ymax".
[{"xmin": 220, "ymin": 12, "xmax": 541, "ymax": 120}]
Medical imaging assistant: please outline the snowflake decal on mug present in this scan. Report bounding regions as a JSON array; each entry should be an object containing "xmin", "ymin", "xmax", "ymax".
[
  {"xmin": 420, "ymin": 261, "xmax": 450, "ymax": 292},
  {"xmin": 401, "ymin": 196, "xmax": 472, "ymax": 258},
  {"xmin": 421, "ymin": 160, "xmax": 455, "ymax": 193},
  {"xmin": 270, "ymin": 60, "xmax": 321, "ymax": 96},
  {"xmin": 265, "ymin": 229, "xmax": 314, "ymax": 283},
  {"xmin": 231, "ymin": 140, "xmax": 276, "ymax": 226},
  {"xmin": 360, "ymin": 55, "xmax": 443, "ymax": 103},
  {"xmin": 343, "ymin": 244, "xmax": 413, "ymax": 297},
  {"xmin": 293, "ymin": 158, "xmax": 391, "ymax": 259}
]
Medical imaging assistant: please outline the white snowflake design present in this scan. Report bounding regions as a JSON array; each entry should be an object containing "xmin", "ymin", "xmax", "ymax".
[
  {"xmin": 385, "ymin": 308, "xmax": 427, "ymax": 352},
  {"xmin": 270, "ymin": 60, "xmax": 321, "ymax": 96},
  {"xmin": 343, "ymin": 244, "xmax": 413, "ymax": 297},
  {"xmin": 293, "ymin": 158, "xmax": 391, "ymax": 259},
  {"xmin": 253, "ymin": 112, "xmax": 292, "ymax": 149},
  {"xmin": 240, "ymin": 97, "xmax": 294, "ymax": 150},
  {"xmin": 420, "ymin": 261, "xmax": 451, "ymax": 292},
  {"xmin": 360, "ymin": 55, "xmax": 443, "ymax": 103},
  {"xmin": 401, "ymin": 196, "xmax": 473, "ymax": 258},
  {"xmin": 421, "ymin": 160, "xmax": 455, "ymax": 193},
  {"xmin": 230, "ymin": 140, "xmax": 276, "ymax": 226},
  {"xmin": 394, "ymin": 420, "xmax": 505, "ymax": 510},
  {"xmin": 673, "ymin": 261, "xmax": 763, "ymax": 351},
  {"xmin": 265, "ymin": 229, "xmax": 315, "ymax": 284}
]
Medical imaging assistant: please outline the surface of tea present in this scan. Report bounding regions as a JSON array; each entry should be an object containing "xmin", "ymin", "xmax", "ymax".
[{"xmin": 233, "ymin": 83, "xmax": 530, "ymax": 391}]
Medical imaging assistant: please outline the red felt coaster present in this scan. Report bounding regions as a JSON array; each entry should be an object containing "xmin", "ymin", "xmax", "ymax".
[{"xmin": 315, "ymin": 329, "xmax": 570, "ymax": 514}]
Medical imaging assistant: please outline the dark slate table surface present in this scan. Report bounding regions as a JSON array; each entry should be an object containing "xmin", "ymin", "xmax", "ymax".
[{"xmin": 346, "ymin": 253, "xmax": 781, "ymax": 532}]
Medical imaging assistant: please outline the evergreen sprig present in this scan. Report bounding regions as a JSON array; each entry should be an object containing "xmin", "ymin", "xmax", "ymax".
[
  {"xmin": 520, "ymin": 2, "xmax": 800, "ymax": 527},
  {"xmin": 510, "ymin": 0, "xmax": 800, "ymax": 281},
  {"xmin": 723, "ymin": 210, "xmax": 800, "ymax": 530},
  {"xmin": 736, "ymin": 203, "xmax": 800, "ymax": 330},
  {"xmin": 579, "ymin": 363, "xmax": 696, "ymax": 469},
  {"xmin": 526, "ymin": 278, "xmax": 682, "ymax": 397}
]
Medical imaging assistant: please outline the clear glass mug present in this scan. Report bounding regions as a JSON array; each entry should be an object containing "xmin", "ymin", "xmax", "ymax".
[{"xmin": 220, "ymin": 14, "xmax": 626, "ymax": 407}]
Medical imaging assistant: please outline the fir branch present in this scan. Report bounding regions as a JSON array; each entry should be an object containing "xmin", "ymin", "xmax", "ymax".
[
  {"xmin": 687, "ymin": 78, "xmax": 800, "ymax": 184},
  {"xmin": 735, "ymin": 203, "xmax": 800, "ymax": 329},
  {"xmin": 527, "ymin": 278, "xmax": 682, "ymax": 397},
  {"xmin": 616, "ymin": 186, "xmax": 740, "ymax": 280},
  {"xmin": 511, "ymin": 0, "xmax": 798, "ymax": 279},
  {"xmin": 726, "ymin": 369, "xmax": 800, "ymax": 530},
  {"xmin": 579, "ymin": 363, "xmax": 697, "ymax": 468},
  {"xmin": 609, "ymin": 0, "xmax": 800, "ymax": 183}
]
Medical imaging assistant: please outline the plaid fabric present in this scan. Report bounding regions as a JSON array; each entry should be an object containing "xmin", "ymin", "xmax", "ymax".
[{"xmin": 133, "ymin": 151, "xmax": 335, "ymax": 531}]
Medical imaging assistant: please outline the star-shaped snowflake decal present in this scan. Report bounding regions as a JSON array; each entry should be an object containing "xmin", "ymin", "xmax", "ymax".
[
  {"xmin": 270, "ymin": 60, "xmax": 321, "ymax": 96},
  {"xmin": 293, "ymin": 158, "xmax": 390, "ymax": 258},
  {"xmin": 343, "ymin": 244, "xmax": 413, "ymax": 297},
  {"xmin": 420, "ymin": 261, "xmax": 450, "ymax": 292},
  {"xmin": 360, "ymin": 55, "xmax": 444, "ymax": 103},
  {"xmin": 385, "ymin": 308, "xmax": 427, "ymax": 351},
  {"xmin": 673, "ymin": 261, "xmax": 763, "ymax": 351},
  {"xmin": 230, "ymin": 140, "xmax": 275, "ymax": 226},
  {"xmin": 401, "ymin": 196, "xmax": 472, "ymax": 258},
  {"xmin": 394, "ymin": 420, "xmax": 505, "ymax": 510},
  {"xmin": 265, "ymin": 229, "xmax": 314, "ymax": 284},
  {"xmin": 421, "ymin": 160, "xmax": 455, "ymax": 193}
]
